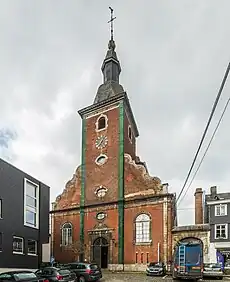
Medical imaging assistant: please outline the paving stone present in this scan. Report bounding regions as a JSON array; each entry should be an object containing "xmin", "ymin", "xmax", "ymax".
[{"xmin": 101, "ymin": 272, "xmax": 230, "ymax": 281}]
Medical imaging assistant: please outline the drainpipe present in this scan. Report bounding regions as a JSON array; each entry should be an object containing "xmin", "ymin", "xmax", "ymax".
[{"xmin": 158, "ymin": 242, "xmax": 160, "ymax": 263}]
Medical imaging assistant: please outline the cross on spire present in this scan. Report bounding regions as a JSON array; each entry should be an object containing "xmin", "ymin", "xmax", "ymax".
[{"xmin": 108, "ymin": 7, "xmax": 116, "ymax": 41}]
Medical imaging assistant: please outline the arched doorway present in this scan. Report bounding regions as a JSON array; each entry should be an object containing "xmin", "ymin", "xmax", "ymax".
[{"xmin": 93, "ymin": 237, "xmax": 108, "ymax": 268}]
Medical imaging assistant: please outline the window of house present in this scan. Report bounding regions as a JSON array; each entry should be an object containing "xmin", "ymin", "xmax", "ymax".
[
  {"xmin": 13, "ymin": 236, "xmax": 24, "ymax": 254},
  {"xmin": 96, "ymin": 212, "xmax": 106, "ymax": 221},
  {"xmin": 0, "ymin": 232, "xmax": 2, "ymax": 252},
  {"xmin": 0, "ymin": 199, "xmax": 2, "ymax": 218},
  {"xmin": 141, "ymin": 253, "xmax": 144, "ymax": 263},
  {"xmin": 215, "ymin": 204, "xmax": 227, "ymax": 216},
  {"xmin": 215, "ymin": 224, "xmax": 228, "ymax": 239},
  {"xmin": 28, "ymin": 239, "xmax": 37, "ymax": 255},
  {"xmin": 95, "ymin": 186, "xmax": 108, "ymax": 198},
  {"xmin": 96, "ymin": 115, "xmax": 108, "ymax": 131},
  {"xmin": 135, "ymin": 252, "xmax": 138, "ymax": 263},
  {"xmin": 128, "ymin": 125, "xmax": 132, "ymax": 142},
  {"xmin": 95, "ymin": 154, "xmax": 108, "ymax": 166},
  {"xmin": 61, "ymin": 223, "xmax": 72, "ymax": 246},
  {"xmin": 24, "ymin": 179, "xmax": 39, "ymax": 229},
  {"xmin": 135, "ymin": 213, "xmax": 151, "ymax": 243},
  {"xmin": 146, "ymin": 253, "xmax": 149, "ymax": 263}
]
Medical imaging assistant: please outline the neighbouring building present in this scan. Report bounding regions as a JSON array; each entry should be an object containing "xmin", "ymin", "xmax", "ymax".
[
  {"xmin": 205, "ymin": 186, "xmax": 230, "ymax": 264},
  {"xmin": 0, "ymin": 157, "xmax": 50, "ymax": 269},
  {"xmin": 172, "ymin": 188, "xmax": 210, "ymax": 263},
  {"xmin": 51, "ymin": 26, "xmax": 177, "ymax": 271}
]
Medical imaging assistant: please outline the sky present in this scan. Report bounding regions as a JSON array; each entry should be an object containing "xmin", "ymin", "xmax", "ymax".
[{"xmin": 0, "ymin": 0, "xmax": 230, "ymax": 226}]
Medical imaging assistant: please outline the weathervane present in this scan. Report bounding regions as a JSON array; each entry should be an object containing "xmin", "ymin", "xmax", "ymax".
[{"xmin": 108, "ymin": 7, "xmax": 116, "ymax": 41}]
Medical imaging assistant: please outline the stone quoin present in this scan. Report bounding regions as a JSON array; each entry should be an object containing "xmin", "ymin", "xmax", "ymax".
[{"xmin": 50, "ymin": 8, "xmax": 177, "ymax": 271}]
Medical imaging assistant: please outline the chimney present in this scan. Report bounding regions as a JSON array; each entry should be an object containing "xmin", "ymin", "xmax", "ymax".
[
  {"xmin": 194, "ymin": 188, "xmax": 203, "ymax": 225},
  {"xmin": 210, "ymin": 186, "xmax": 217, "ymax": 196}
]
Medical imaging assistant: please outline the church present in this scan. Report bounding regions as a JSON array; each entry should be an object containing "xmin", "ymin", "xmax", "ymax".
[{"xmin": 51, "ymin": 10, "xmax": 177, "ymax": 271}]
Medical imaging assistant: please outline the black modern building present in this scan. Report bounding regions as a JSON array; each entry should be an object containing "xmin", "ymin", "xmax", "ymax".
[{"xmin": 0, "ymin": 157, "xmax": 50, "ymax": 269}]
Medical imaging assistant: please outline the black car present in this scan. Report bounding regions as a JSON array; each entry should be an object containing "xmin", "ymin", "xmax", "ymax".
[
  {"xmin": 0, "ymin": 270, "xmax": 47, "ymax": 282},
  {"xmin": 65, "ymin": 262, "xmax": 102, "ymax": 282},
  {"xmin": 146, "ymin": 262, "xmax": 166, "ymax": 276},
  {"xmin": 35, "ymin": 267, "xmax": 76, "ymax": 282}
]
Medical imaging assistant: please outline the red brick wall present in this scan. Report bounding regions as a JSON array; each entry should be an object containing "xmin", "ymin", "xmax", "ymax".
[
  {"xmin": 84, "ymin": 206, "xmax": 119, "ymax": 264},
  {"xmin": 124, "ymin": 203, "xmax": 164, "ymax": 264},
  {"xmin": 52, "ymin": 198, "xmax": 174, "ymax": 265},
  {"xmin": 53, "ymin": 212, "xmax": 80, "ymax": 263},
  {"xmin": 84, "ymin": 107, "xmax": 120, "ymax": 205},
  {"xmin": 51, "ymin": 101, "xmax": 175, "ymax": 266},
  {"xmin": 124, "ymin": 110, "xmax": 136, "ymax": 159}
]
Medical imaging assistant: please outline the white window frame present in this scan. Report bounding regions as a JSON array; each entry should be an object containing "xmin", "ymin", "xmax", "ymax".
[
  {"xmin": 24, "ymin": 178, "xmax": 39, "ymax": 229},
  {"xmin": 0, "ymin": 199, "xmax": 2, "ymax": 219},
  {"xmin": 135, "ymin": 213, "xmax": 151, "ymax": 244},
  {"xmin": 215, "ymin": 224, "xmax": 228, "ymax": 239},
  {"xmin": 95, "ymin": 114, "xmax": 108, "ymax": 132},
  {"xmin": 13, "ymin": 236, "xmax": 24, "ymax": 254},
  {"xmin": 215, "ymin": 204, "xmax": 227, "ymax": 216},
  {"xmin": 27, "ymin": 239, "xmax": 37, "ymax": 256},
  {"xmin": 95, "ymin": 154, "xmax": 108, "ymax": 166},
  {"xmin": 61, "ymin": 223, "xmax": 72, "ymax": 246}
]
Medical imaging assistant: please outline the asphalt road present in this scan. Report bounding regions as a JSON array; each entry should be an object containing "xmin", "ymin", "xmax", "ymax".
[{"xmin": 101, "ymin": 272, "xmax": 229, "ymax": 281}]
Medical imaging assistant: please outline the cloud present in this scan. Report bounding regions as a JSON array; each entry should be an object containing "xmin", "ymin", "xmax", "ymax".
[{"xmin": 0, "ymin": 0, "xmax": 230, "ymax": 225}]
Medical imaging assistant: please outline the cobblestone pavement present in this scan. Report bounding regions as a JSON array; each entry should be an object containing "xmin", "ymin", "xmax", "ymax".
[{"xmin": 101, "ymin": 272, "xmax": 230, "ymax": 281}]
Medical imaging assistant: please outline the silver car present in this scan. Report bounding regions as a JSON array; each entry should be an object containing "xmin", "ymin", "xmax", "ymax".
[{"xmin": 203, "ymin": 263, "xmax": 223, "ymax": 279}]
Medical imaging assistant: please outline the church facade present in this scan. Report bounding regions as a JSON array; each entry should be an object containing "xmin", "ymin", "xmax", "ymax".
[{"xmin": 51, "ymin": 33, "xmax": 177, "ymax": 270}]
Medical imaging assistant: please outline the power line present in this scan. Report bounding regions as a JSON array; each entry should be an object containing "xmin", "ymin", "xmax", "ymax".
[
  {"xmin": 176, "ymin": 62, "xmax": 230, "ymax": 204},
  {"xmin": 177, "ymin": 97, "xmax": 230, "ymax": 207}
]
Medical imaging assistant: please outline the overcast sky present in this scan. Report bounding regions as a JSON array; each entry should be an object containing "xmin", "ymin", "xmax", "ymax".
[{"xmin": 1, "ymin": 0, "xmax": 230, "ymax": 225}]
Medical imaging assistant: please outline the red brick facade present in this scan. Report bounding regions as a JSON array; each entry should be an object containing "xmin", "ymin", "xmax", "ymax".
[
  {"xmin": 51, "ymin": 103, "xmax": 176, "ymax": 270},
  {"xmin": 51, "ymin": 38, "xmax": 176, "ymax": 270}
]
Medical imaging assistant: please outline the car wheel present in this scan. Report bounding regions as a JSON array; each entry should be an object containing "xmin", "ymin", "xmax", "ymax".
[{"xmin": 79, "ymin": 276, "xmax": 85, "ymax": 282}]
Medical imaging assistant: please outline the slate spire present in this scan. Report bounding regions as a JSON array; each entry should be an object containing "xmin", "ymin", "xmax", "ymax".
[
  {"xmin": 101, "ymin": 7, "xmax": 121, "ymax": 84},
  {"xmin": 94, "ymin": 7, "xmax": 124, "ymax": 104}
]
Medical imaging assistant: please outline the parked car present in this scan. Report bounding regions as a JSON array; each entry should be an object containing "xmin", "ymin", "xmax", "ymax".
[
  {"xmin": 65, "ymin": 262, "xmax": 102, "ymax": 282},
  {"xmin": 35, "ymin": 267, "xmax": 76, "ymax": 282},
  {"xmin": 0, "ymin": 270, "xmax": 47, "ymax": 282},
  {"xmin": 203, "ymin": 263, "xmax": 223, "ymax": 279},
  {"xmin": 146, "ymin": 262, "xmax": 166, "ymax": 276}
]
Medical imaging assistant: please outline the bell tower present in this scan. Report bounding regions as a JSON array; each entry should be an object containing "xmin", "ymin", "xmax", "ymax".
[{"xmin": 78, "ymin": 7, "xmax": 139, "ymax": 265}]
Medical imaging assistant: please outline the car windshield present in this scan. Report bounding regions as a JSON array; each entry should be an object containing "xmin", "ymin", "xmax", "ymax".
[
  {"xmin": 13, "ymin": 272, "xmax": 37, "ymax": 280},
  {"xmin": 58, "ymin": 269, "xmax": 70, "ymax": 275},
  {"xmin": 149, "ymin": 262, "xmax": 162, "ymax": 267},
  {"xmin": 90, "ymin": 264, "xmax": 99, "ymax": 270}
]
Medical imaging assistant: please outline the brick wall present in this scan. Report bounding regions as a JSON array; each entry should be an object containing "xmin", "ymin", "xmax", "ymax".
[
  {"xmin": 51, "ymin": 101, "xmax": 176, "ymax": 268},
  {"xmin": 84, "ymin": 106, "xmax": 120, "ymax": 205},
  {"xmin": 124, "ymin": 203, "xmax": 164, "ymax": 264}
]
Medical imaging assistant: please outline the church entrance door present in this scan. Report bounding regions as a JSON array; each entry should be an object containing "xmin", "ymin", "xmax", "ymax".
[{"xmin": 92, "ymin": 237, "xmax": 108, "ymax": 268}]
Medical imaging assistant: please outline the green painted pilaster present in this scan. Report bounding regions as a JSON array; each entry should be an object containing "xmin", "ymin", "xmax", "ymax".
[
  {"xmin": 80, "ymin": 117, "xmax": 86, "ymax": 248},
  {"xmin": 118, "ymin": 101, "xmax": 124, "ymax": 264}
]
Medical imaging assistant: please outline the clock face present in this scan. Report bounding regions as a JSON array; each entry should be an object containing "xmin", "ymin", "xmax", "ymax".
[{"xmin": 95, "ymin": 135, "xmax": 108, "ymax": 149}]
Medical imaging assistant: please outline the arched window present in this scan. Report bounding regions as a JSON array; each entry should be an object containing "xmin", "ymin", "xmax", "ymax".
[
  {"xmin": 135, "ymin": 213, "xmax": 151, "ymax": 243},
  {"xmin": 61, "ymin": 223, "xmax": 72, "ymax": 246},
  {"xmin": 98, "ymin": 116, "xmax": 106, "ymax": 130},
  {"xmin": 96, "ymin": 114, "xmax": 108, "ymax": 131},
  {"xmin": 128, "ymin": 125, "xmax": 132, "ymax": 142}
]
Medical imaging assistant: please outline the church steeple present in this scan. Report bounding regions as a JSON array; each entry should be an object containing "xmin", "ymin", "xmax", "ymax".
[
  {"xmin": 94, "ymin": 7, "xmax": 124, "ymax": 104},
  {"xmin": 101, "ymin": 39, "xmax": 121, "ymax": 84},
  {"xmin": 101, "ymin": 7, "xmax": 121, "ymax": 84}
]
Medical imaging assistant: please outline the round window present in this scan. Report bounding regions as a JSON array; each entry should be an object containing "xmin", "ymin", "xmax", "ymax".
[
  {"xmin": 96, "ymin": 212, "xmax": 106, "ymax": 220},
  {"xmin": 96, "ymin": 188, "xmax": 107, "ymax": 198},
  {"xmin": 95, "ymin": 154, "xmax": 108, "ymax": 166}
]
